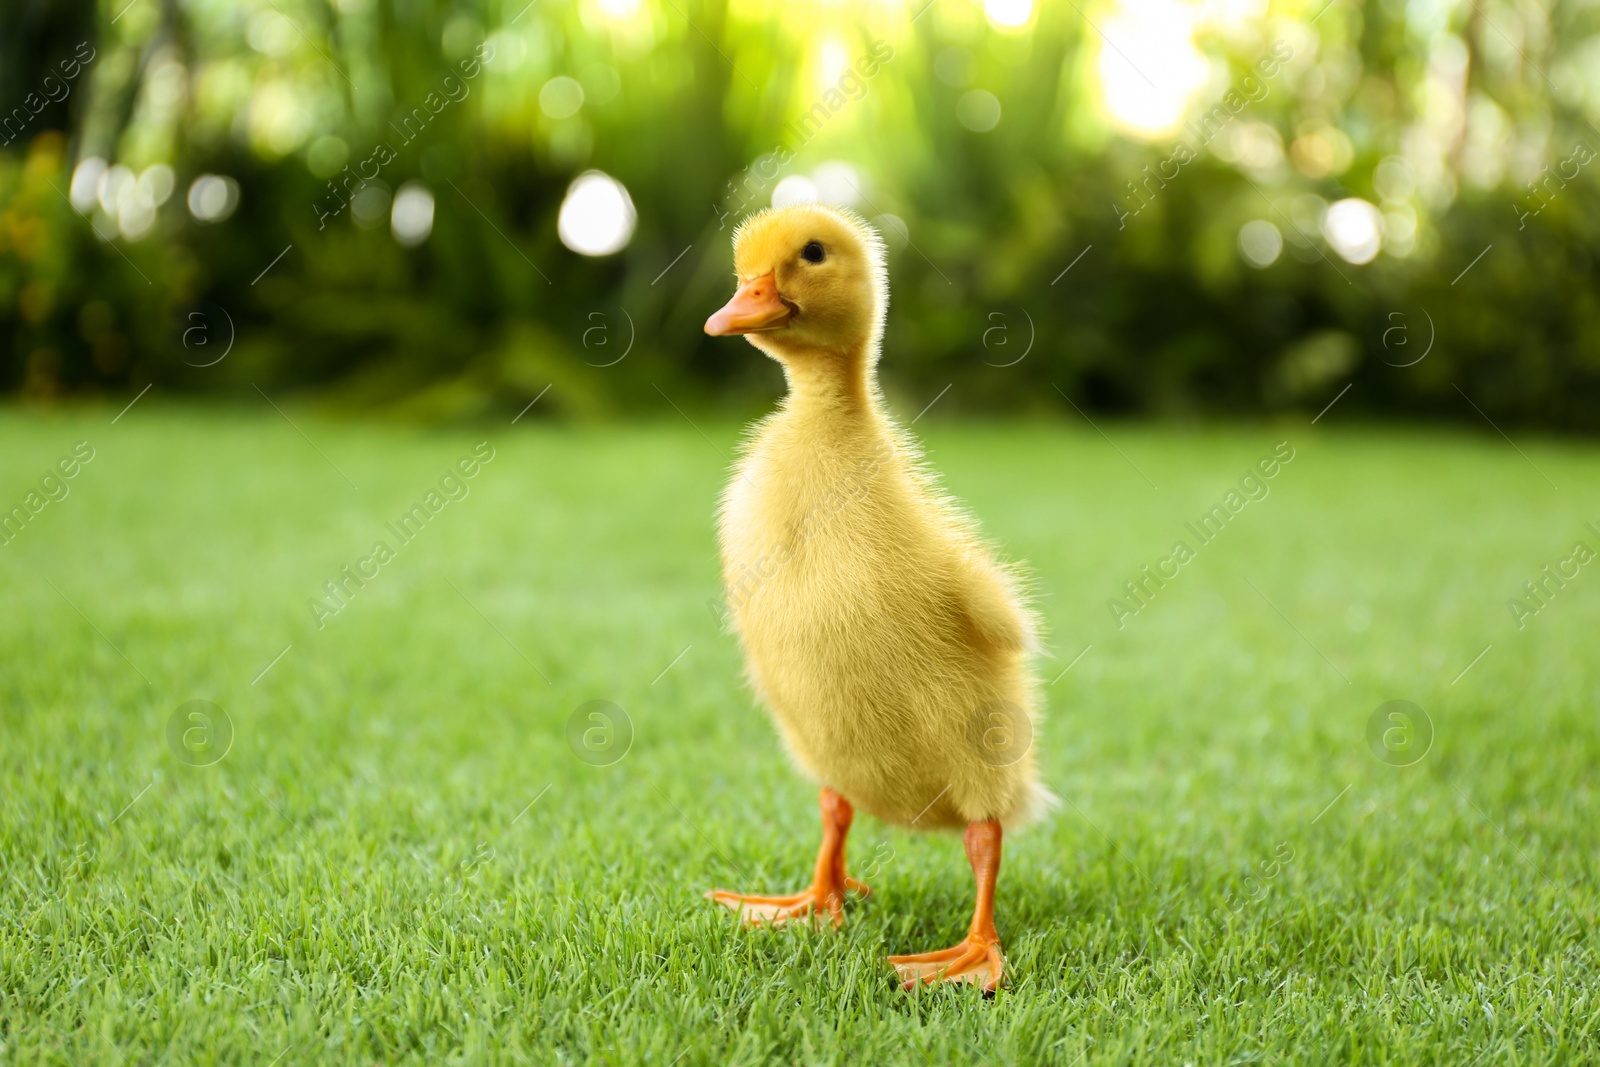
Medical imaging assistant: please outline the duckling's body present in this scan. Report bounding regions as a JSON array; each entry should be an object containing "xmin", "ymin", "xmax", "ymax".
[
  {"xmin": 703, "ymin": 203, "xmax": 1051, "ymax": 991},
  {"xmin": 719, "ymin": 380, "xmax": 1048, "ymax": 831}
]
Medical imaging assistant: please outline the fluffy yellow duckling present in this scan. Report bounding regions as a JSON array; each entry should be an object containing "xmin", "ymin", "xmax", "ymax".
[{"xmin": 702, "ymin": 204, "xmax": 1053, "ymax": 992}]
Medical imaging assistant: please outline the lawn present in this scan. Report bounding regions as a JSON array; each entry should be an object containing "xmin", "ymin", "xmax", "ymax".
[{"xmin": 2, "ymin": 404, "xmax": 1597, "ymax": 1066}]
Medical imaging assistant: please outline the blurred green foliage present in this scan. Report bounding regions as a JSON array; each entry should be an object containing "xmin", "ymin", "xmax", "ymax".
[{"xmin": 1, "ymin": 0, "xmax": 1598, "ymax": 428}]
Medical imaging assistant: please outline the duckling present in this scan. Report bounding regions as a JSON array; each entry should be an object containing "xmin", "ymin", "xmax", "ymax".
[{"xmin": 702, "ymin": 203, "xmax": 1053, "ymax": 992}]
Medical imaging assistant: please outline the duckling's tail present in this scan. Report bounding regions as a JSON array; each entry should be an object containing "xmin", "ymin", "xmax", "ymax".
[{"xmin": 1003, "ymin": 779, "xmax": 1062, "ymax": 831}]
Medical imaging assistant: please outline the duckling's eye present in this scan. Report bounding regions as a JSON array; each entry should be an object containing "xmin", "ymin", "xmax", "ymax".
[{"xmin": 801, "ymin": 241, "xmax": 825, "ymax": 264}]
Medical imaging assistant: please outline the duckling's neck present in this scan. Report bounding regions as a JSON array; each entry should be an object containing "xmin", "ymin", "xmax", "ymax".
[{"xmin": 773, "ymin": 342, "xmax": 880, "ymax": 418}]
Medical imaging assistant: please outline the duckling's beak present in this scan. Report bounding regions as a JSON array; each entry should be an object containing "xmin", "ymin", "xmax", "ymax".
[{"xmin": 705, "ymin": 273, "xmax": 792, "ymax": 336}]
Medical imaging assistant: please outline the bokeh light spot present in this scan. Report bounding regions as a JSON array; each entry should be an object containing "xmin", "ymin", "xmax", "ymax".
[
  {"xmin": 771, "ymin": 175, "xmax": 819, "ymax": 209},
  {"xmin": 1238, "ymin": 220, "xmax": 1283, "ymax": 268},
  {"xmin": 1373, "ymin": 156, "xmax": 1417, "ymax": 203},
  {"xmin": 351, "ymin": 183, "xmax": 391, "ymax": 229},
  {"xmin": 540, "ymin": 76, "xmax": 585, "ymax": 120},
  {"xmin": 187, "ymin": 174, "xmax": 240, "ymax": 223},
  {"xmin": 558, "ymin": 171, "xmax": 637, "ymax": 256},
  {"xmin": 246, "ymin": 11, "xmax": 296, "ymax": 57},
  {"xmin": 985, "ymin": 0, "xmax": 1033, "ymax": 29},
  {"xmin": 307, "ymin": 136, "xmax": 349, "ymax": 179},
  {"xmin": 1098, "ymin": 0, "xmax": 1208, "ymax": 140},
  {"xmin": 1323, "ymin": 198, "xmax": 1383, "ymax": 264},
  {"xmin": 70, "ymin": 157, "xmax": 106, "ymax": 213},
  {"xmin": 138, "ymin": 165, "xmax": 175, "ymax": 208},
  {"xmin": 391, "ymin": 183, "xmax": 435, "ymax": 247},
  {"xmin": 812, "ymin": 162, "xmax": 863, "ymax": 207},
  {"xmin": 956, "ymin": 90, "xmax": 1002, "ymax": 133}
]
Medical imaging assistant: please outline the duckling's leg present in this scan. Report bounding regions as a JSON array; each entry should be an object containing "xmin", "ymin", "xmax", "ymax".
[
  {"xmin": 705, "ymin": 788, "xmax": 871, "ymax": 927},
  {"xmin": 887, "ymin": 819, "xmax": 1005, "ymax": 993}
]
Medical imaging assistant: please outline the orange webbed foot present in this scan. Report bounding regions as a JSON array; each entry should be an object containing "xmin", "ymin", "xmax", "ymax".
[
  {"xmin": 704, "ymin": 877, "xmax": 869, "ymax": 928},
  {"xmin": 888, "ymin": 819, "xmax": 1006, "ymax": 993},
  {"xmin": 707, "ymin": 788, "xmax": 867, "ymax": 928},
  {"xmin": 888, "ymin": 933, "xmax": 1004, "ymax": 993}
]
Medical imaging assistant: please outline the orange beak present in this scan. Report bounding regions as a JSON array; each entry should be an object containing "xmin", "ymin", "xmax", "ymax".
[{"xmin": 705, "ymin": 273, "xmax": 791, "ymax": 336}]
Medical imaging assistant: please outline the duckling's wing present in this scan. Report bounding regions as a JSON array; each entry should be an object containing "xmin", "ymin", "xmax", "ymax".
[{"xmin": 948, "ymin": 550, "xmax": 1038, "ymax": 659}]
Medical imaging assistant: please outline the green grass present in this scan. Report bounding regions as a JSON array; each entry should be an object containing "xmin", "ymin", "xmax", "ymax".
[{"xmin": 2, "ymin": 405, "xmax": 1597, "ymax": 1066}]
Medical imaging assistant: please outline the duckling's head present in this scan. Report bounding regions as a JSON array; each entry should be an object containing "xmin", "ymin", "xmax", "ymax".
[{"xmin": 705, "ymin": 204, "xmax": 887, "ymax": 362}]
